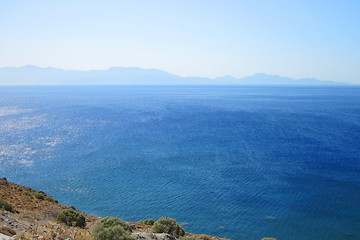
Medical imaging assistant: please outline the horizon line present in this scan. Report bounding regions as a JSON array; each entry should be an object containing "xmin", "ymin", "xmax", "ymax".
[{"xmin": 0, "ymin": 64, "xmax": 329, "ymax": 82}]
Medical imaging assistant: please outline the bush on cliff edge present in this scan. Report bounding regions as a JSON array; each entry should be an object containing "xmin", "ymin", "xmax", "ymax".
[
  {"xmin": 0, "ymin": 199, "xmax": 13, "ymax": 212},
  {"xmin": 92, "ymin": 217, "xmax": 134, "ymax": 240},
  {"xmin": 138, "ymin": 219, "xmax": 155, "ymax": 226},
  {"xmin": 57, "ymin": 209, "xmax": 86, "ymax": 228},
  {"xmin": 152, "ymin": 217, "xmax": 185, "ymax": 238}
]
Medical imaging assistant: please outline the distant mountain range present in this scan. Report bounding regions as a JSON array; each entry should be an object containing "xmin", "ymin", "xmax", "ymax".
[{"xmin": 0, "ymin": 65, "xmax": 349, "ymax": 85}]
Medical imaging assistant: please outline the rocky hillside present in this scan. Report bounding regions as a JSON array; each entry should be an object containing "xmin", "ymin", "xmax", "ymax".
[{"xmin": 0, "ymin": 178, "xmax": 231, "ymax": 240}]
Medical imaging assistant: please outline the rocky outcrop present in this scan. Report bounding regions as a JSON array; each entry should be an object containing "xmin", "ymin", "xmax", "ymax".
[{"xmin": 132, "ymin": 232, "xmax": 177, "ymax": 240}]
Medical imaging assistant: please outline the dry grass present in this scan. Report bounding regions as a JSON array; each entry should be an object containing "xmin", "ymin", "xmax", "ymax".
[
  {"xmin": 187, "ymin": 233, "xmax": 231, "ymax": 240},
  {"xmin": 0, "ymin": 226, "xmax": 17, "ymax": 236},
  {"xmin": 128, "ymin": 222, "xmax": 153, "ymax": 232},
  {"xmin": 0, "ymin": 178, "xmax": 99, "ymax": 239}
]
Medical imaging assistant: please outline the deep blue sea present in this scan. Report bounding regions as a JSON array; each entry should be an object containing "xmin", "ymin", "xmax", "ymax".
[{"xmin": 0, "ymin": 86, "xmax": 359, "ymax": 240}]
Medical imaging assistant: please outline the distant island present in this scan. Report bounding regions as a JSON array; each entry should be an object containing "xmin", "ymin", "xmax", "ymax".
[{"xmin": 0, "ymin": 65, "xmax": 350, "ymax": 86}]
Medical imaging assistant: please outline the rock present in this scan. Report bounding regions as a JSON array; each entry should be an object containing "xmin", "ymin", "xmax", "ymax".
[
  {"xmin": 0, "ymin": 233, "xmax": 15, "ymax": 240},
  {"xmin": 132, "ymin": 232, "xmax": 177, "ymax": 240}
]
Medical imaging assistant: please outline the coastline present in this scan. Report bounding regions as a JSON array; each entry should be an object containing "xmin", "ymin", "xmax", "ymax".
[{"xmin": 1, "ymin": 177, "xmax": 231, "ymax": 240}]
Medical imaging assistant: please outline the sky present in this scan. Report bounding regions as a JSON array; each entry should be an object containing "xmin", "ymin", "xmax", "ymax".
[{"xmin": 0, "ymin": 0, "xmax": 359, "ymax": 83}]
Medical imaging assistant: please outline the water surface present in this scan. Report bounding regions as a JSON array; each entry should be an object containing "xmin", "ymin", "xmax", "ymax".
[{"xmin": 0, "ymin": 86, "xmax": 359, "ymax": 240}]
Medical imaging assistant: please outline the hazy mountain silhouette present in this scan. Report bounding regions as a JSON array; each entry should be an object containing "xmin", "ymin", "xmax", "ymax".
[{"xmin": 0, "ymin": 65, "xmax": 348, "ymax": 85}]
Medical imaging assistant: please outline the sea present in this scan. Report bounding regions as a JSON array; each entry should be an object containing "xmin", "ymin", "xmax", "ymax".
[{"xmin": 0, "ymin": 86, "xmax": 359, "ymax": 240}]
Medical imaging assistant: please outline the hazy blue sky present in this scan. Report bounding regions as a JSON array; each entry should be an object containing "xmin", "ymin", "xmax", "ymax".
[{"xmin": 1, "ymin": 0, "xmax": 359, "ymax": 83}]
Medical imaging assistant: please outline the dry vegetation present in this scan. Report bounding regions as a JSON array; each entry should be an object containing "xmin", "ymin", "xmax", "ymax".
[
  {"xmin": 1, "ymin": 178, "xmax": 231, "ymax": 240},
  {"xmin": 0, "ymin": 177, "xmax": 98, "ymax": 239}
]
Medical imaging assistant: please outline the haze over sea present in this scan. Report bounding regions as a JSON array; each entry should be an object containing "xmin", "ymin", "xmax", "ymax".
[{"xmin": 0, "ymin": 86, "xmax": 359, "ymax": 240}]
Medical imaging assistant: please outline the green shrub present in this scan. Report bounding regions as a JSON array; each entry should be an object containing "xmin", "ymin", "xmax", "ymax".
[
  {"xmin": 45, "ymin": 195, "xmax": 58, "ymax": 203},
  {"xmin": 0, "ymin": 199, "xmax": 13, "ymax": 212},
  {"xmin": 32, "ymin": 191, "xmax": 45, "ymax": 200},
  {"xmin": 57, "ymin": 209, "xmax": 86, "ymax": 228},
  {"xmin": 92, "ymin": 217, "xmax": 134, "ymax": 240},
  {"xmin": 0, "ymin": 178, "xmax": 9, "ymax": 186},
  {"xmin": 152, "ymin": 217, "xmax": 185, "ymax": 238},
  {"xmin": 138, "ymin": 219, "xmax": 155, "ymax": 226},
  {"xmin": 24, "ymin": 191, "xmax": 32, "ymax": 196},
  {"xmin": 68, "ymin": 205, "xmax": 76, "ymax": 210}
]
